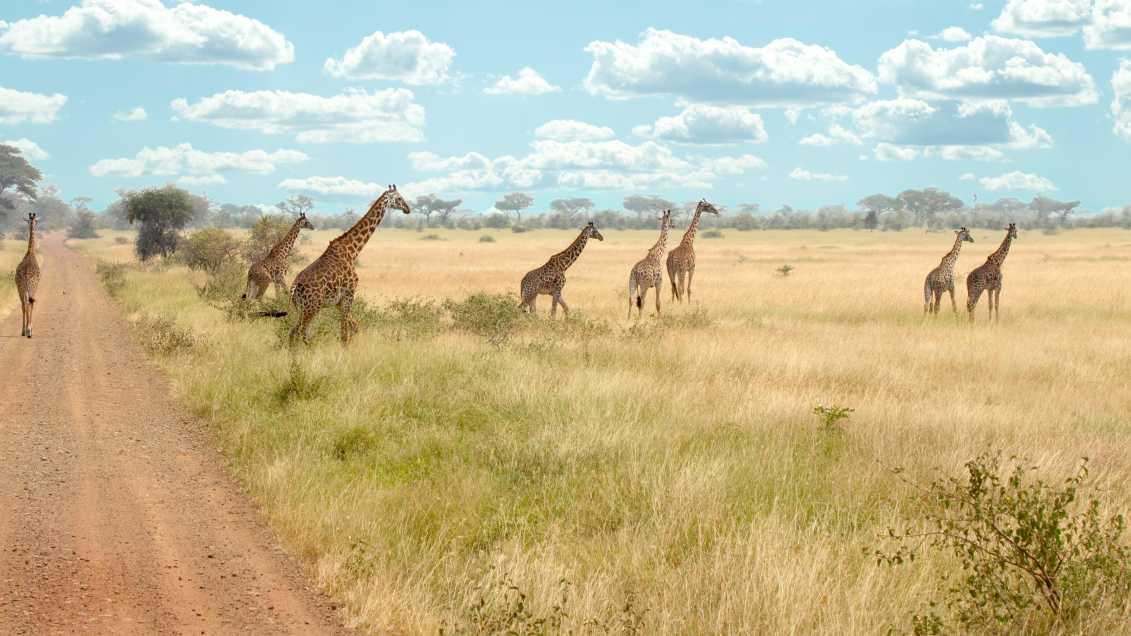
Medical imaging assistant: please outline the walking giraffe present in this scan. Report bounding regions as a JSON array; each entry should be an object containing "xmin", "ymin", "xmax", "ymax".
[
  {"xmin": 666, "ymin": 199, "xmax": 720, "ymax": 303},
  {"xmin": 242, "ymin": 212, "xmax": 315, "ymax": 301},
  {"xmin": 519, "ymin": 221, "xmax": 604, "ymax": 317},
  {"xmin": 14, "ymin": 213, "xmax": 40, "ymax": 338},
  {"xmin": 287, "ymin": 185, "xmax": 411, "ymax": 345},
  {"xmin": 966, "ymin": 223, "xmax": 1018, "ymax": 322},
  {"xmin": 627, "ymin": 210, "xmax": 673, "ymax": 319},
  {"xmin": 923, "ymin": 226, "xmax": 974, "ymax": 315}
]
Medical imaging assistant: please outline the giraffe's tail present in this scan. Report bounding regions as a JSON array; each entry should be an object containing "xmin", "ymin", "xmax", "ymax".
[
  {"xmin": 27, "ymin": 297, "xmax": 34, "ymax": 305},
  {"xmin": 254, "ymin": 310, "xmax": 288, "ymax": 318}
]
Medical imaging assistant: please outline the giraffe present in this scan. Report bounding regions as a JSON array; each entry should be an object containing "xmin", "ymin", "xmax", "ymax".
[
  {"xmin": 287, "ymin": 185, "xmax": 411, "ymax": 345},
  {"xmin": 519, "ymin": 221, "xmax": 604, "ymax": 317},
  {"xmin": 627, "ymin": 210, "xmax": 673, "ymax": 319},
  {"xmin": 966, "ymin": 223, "xmax": 1018, "ymax": 322},
  {"xmin": 922, "ymin": 226, "xmax": 974, "ymax": 315},
  {"xmin": 666, "ymin": 199, "xmax": 720, "ymax": 303},
  {"xmin": 242, "ymin": 212, "xmax": 315, "ymax": 301},
  {"xmin": 14, "ymin": 213, "xmax": 40, "ymax": 338}
]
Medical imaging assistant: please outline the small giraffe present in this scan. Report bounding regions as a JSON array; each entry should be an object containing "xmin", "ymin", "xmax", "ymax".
[
  {"xmin": 242, "ymin": 213, "xmax": 315, "ymax": 301},
  {"xmin": 519, "ymin": 221, "xmax": 604, "ymax": 317},
  {"xmin": 966, "ymin": 223, "xmax": 1018, "ymax": 322},
  {"xmin": 923, "ymin": 226, "xmax": 974, "ymax": 315},
  {"xmin": 627, "ymin": 210, "xmax": 673, "ymax": 319},
  {"xmin": 666, "ymin": 199, "xmax": 720, "ymax": 303},
  {"xmin": 287, "ymin": 185, "xmax": 411, "ymax": 346},
  {"xmin": 14, "ymin": 213, "xmax": 40, "ymax": 338}
]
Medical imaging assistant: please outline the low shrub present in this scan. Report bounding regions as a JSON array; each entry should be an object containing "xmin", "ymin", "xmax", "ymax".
[
  {"xmin": 96, "ymin": 261, "xmax": 130, "ymax": 298},
  {"xmin": 479, "ymin": 234, "xmax": 496, "ymax": 243},
  {"xmin": 133, "ymin": 313, "xmax": 195, "ymax": 356},
  {"xmin": 702, "ymin": 229, "xmax": 724, "ymax": 239},
  {"xmin": 444, "ymin": 292, "xmax": 523, "ymax": 345}
]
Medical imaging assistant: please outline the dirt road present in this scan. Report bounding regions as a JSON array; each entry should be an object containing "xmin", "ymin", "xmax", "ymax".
[{"xmin": 0, "ymin": 236, "xmax": 348, "ymax": 635}]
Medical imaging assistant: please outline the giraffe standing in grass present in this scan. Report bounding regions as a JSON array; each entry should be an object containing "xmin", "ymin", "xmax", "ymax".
[
  {"xmin": 15, "ymin": 213, "xmax": 40, "ymax": 338},
  {"xmin": 242, "ymin": 213, "xmax": 315, "ymax": 301},
  {"xmin": 627, "ymin": 210, "xmax": 672, "ymax": 319},
  {"xmin": 286, "ymin": 185, "xmax": 411, "ymax": 345},
  {"xmin": 519, "ymin": 221, "xmax": 604, "ymax": 317},
  {"xmin": 966, "ymin": 223, "xmax": 1018, "ymax": 322},
  {"xmin": 666, "ymin": 199, "xmax": 720, "ymax": 303},
  {"xmin": 923, "ymin": 226, "xmax": 974, "ymax": 315}
]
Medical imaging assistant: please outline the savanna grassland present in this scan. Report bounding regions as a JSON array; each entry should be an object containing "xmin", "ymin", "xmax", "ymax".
[
  {"xmin": 66, "ymin": 226, "xmax": 1131, "ymax": 634},
  {"xmin": 0, "ymin": 239, "xmax": 27, "ymax": 318}
]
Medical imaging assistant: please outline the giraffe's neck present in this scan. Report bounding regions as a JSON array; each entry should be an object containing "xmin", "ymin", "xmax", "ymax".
[
  {"xmin": 330, "ymin": 192, "xmax": 392, "ymax": 261},
  {"xmin": 679, "ymin": 205, "xmax": 705, "ymax": 248},
  {"xmin": 939, "ymin": 233, "xmax": 964, "ymax": 270},
  {"xmin": 268, "ymin": 218, "xmax": 304, "ymax": 262},
  {"xmin": 25, "ymin": 225, "xmax": 36, "ymax": 257},
  {"xmin": 646, "ymin": 222, "xmax": 671, "ymax": 262},
  {"xmin": 988, "ymin": 231, "xmax": 1013, "ymax": 267},
  {"xmin": 546, "ymin": 229, "xmax": 590, "ymax": 271}
]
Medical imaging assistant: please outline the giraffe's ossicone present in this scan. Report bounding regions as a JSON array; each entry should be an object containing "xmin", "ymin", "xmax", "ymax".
[
  {"xmin": 519, "ymin": 221, "xmax": 604, "ymax": 317},
  {"xmin": 15, "ymin": 213, "xmax": 40, "ymax": 338},
  {"xmin": 286, "ymin": 185, "xmax": 411, "ymax": 346}
]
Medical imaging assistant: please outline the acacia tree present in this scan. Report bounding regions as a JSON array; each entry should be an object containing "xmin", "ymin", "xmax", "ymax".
[
  {"xmin": 0, "ymin": 144, "xmax": 42, "ymax": 218},
  {"xmin": 1030, "ymin": 196, "xmax": 1080, "ymax": 227},
  {"xmin": 896, "ymin": 188, "xmax": 964, "ymax": 228},
  {"xmin": 858, "ymin": 194, "xmax": 901, "ymax": 230},
  {"xmin": 413, "ymin": 194, "xmax": 462, "ymax": 226},
  {"xmin": 494, "ymin": 192, "xmax": 534, "ymax": 225},
  {"xmin": 277, "ymin": 194, "xmax": 314, "ymax": 217},
  {"xmin": 124, "ymin": 186, "xmax": 195, "ymax": 261},
  {"xmin": 549, "ymin": 197, "xmax": 594, "ymax": 228},
  {"xmin": 623, "ymin": 195, "xmax": 674, "ymax": 225}
]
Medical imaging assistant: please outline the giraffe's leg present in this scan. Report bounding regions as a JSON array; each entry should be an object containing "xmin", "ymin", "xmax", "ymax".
[
  {"xmin": 948, "ymin": 285, "xmax": 957, "ymax": 315},
  {"xmin": 338, "ymin": 289, "xmax": 358, "ymax": 346},
  {"xmin": 628, "ymin": 276, "xmax": 637, "ymax": 320},
  {"xmin": 669, "ymin": 269, "xmax": 679, "ymax": 303},
  {"xmin": 654, "ymin": 282, "xmax": 662, "ymax": 316},
  {"xmin": 289, "ymin": 305, "xmax": 316, "ymax": 346},
  {"xmin": 967, "ymin": 285, "xmax": 983, "ymax": 322},
  {"xmin": 637, "ymin": 287, "xmax": 647, "ymax": 319},
  {"xmin": 933, "ymin": 290, "xmax": 943, "ymax": 315},
  {"xmin": 273, "ymin": 275, "xmax": 289, "ymax": 300},
  {"xmin": 686, "ymin": 268, "xmax": 695, "ymax": 304},
  {"xmin": 550, "ymin": 294, "xmax": 558, "ymax": 318},
  {"xmin": 987, "ymin": 289, "xmax": 995, "ymax": 320},
  {"xmin": 556, "ymin": 294, "xmax": 570, "ymax": 317},
  {"xmin": 18, "ymin": 293, "xmax": 27, "ymax": 337},
  {"xmin": 993, "ymin": 287, "xmax": 1002, "ymax": 322},
  {"xmin": 24, "ymin": 291, "xmax": 35, "ymax": 338}
]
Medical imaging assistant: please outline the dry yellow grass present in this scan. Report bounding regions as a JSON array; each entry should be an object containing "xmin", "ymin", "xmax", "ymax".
[{"xmin": 72, "ymin": 226, "xmax": 1131, "ymax": 634}]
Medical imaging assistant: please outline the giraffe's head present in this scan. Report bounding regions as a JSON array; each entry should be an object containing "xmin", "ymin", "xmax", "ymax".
[
  {"xmin": 659, "ymin": 209, "xmax": 672, "ymax": 229},
  {"xmin": 957, "ymin": 226, "xmax": 973, "ymax": 243},
  {"xmin": 26, "ymin": 213, "xmax": 37, "ymax": 231},
  {"xmin": 298, "ymin": 212, "xmax": 315, "ymax": 230},
  {"xmin": 1006, "ymin": 222, "xmax": 1018, "ymax": 239},
  {"xmin": 698, "ymin": 199, "xmax": 720, "ymax": 215},
  {"xmin": 585, "ymin": 221, "xmax": 604, "ymax": 241},
  {"xmin": 385, "ymin": 184, "xmax": 412, "ymax": 214}
]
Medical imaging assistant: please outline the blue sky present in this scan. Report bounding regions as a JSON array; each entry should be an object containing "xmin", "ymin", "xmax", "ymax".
[{"xmin": 2, "ymin": 0, "xmax": 1130, "ymax": 213}]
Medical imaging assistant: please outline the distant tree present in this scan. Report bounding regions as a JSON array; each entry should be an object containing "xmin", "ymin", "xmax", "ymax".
[
  {"xmin": 482, "ymin": 212, "xmax": 511, "ymax": 229},
  {"xmin": 896, "ymin": 188, "xmax": 964, "ymax": 227},
  {"xmin": 277, "ymin": 194, "xmax": 314, "ymax": 217},
  {"xmin": 186, "ymin": 191, "xmax": 213, "ymax": 227},
  {"xmin": 0, "ymin": 144, "xmax": 41, "ymax": 213},
  {"xmin": 67, "ymin": 210, "xmax": 100, "ymax": 239},
  {"xmin": 124, "ymin": 186, "xmax": 195, "ymax": 261},
  {"xmin": 546, "ymin": 197, "xmax": 594, "ymax": 228},
  {"xmin": 623, "ymin": 195, "xmax": 674, "ymax": 224},
  {"xmin": 494, "ymin": 192, "xmax": 534, "ymax": 225},
  {"xmin": 1030, "ymin": 196, "xmax": 1080, "ymax": 227},
  {"xmin": 413, "ymin": 194, "xmax": 463, "ymax": 226},
  {"xmin": 213, "ymin": 203, "xmax": 263, "ymax": 228}
]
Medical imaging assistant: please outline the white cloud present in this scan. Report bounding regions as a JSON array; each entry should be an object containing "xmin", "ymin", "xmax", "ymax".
[
  {"xmin": 878, "ymin": 35, "xmax": 1097, "ymax": 107},
  {"xmin": 90, "ymin": 143, "xmax": 307, "ymax": 181},
  {"xmin": 873, "ymin": 143, "xmax": 922, "ymax": 161},
  {"xmin": 170, "ymin": 88, "xmax": 425, "ymax": 143},
  {"xmin": 323, "ymin": 30, "xmax": 453, "ymax": 84},
  {"xmin": 2, "ymin": 138, "xmax": 49, "ymax": 160},
  {"xmin": 278, "ymin": 176, "xmax": 382, "ymax": 199},
  {"xmin": 789, "ymin": 167, "xmax": 848, "ymax": 182},
  {"xmin": 633, "ymin": 103, "xmax": 768, "ymax": 145},
  {"xmin": 0, "ymin": 86, "xmax": 67, "ymax": 124},
  {"xmin": 584, "ymin": 28, "xmax": 876, "ymax": 106},
  {"xmin": 799, "ymin": 123, "xmax": 861, "ymax": 146},
  {"xmin": 1084, "ymin": 0, "xmax": 1131, "ymax": 49},
  {"xmin": 179, "ymin": 174, "xmax": 226, "ymax": 186},
  {"xmin": 993, "ymin": 0, "xmax": 1091, "ymax": 37},
  {"xmin": 1111, "ymin": 59, "xmax": 1131, "ymax": 141},
  {"xmin": 784, "ymin": 107, "xmax": 804, "ymax": 125},
  {"xmin": 972, "ymin": 3, "xmax": 986, "ymax": 10},
  {"xmin": 939, "ymin": 26, "xmax": 974, "ymax": 42},
  {"xmin": 0, "ymin": 0, "xmax": 293, "ymax": 70},
  {"xmin": 114, "ymin": 106, "xmax": 147, "ymax": 122},
  {"xmin": 534, "ymin": 119, "xmax": 615, "ymax": 142},
  {"xmin": 484, "ymin": 67, "xmax": 559, "ymax": 95},
  {"xmin": 978, "ymin": 170, "xmax": 1057, "ymax": 190},
  {"xmin": 960, "ymin": 172, "xmax": 978, "ymax": 180}
]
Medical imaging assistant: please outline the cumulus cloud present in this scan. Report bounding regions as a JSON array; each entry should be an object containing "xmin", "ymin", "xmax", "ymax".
[
  {"xmin": 584, "ymin": 28, "xmax": 876, "ymax": 106},
  {"xmin": 90, "ymin": 143, "xmax": 307, "ymax": 182},
  {"xmin": 0, "ymin": 86, "xmax": 67, "ymax": 124},
  {"xmin": 1084, "ymin": 0, "xmax": 1131, "ymax": 49},
  {"xmin": 534, "ymin": 119, "xmax": 615, "ymax": 142},
  {"xmin": 992, "ymin": 0, "xmax": 1090, "ymax": 37},
  {"xmin": 632, "ymin": 103, "xmax": 768, "ymax": 144},
  {"xmin": 878, "ymin": 35, "xmax": 1097, "ymax": 107},
  {"xmin": 2, "ymin": 138, "xmax": 49, "ymax": 160},
  {"xmin": 873, "ymin": 143, "xmax": 1007, "ymax": 162},
  {"xmin": 0, "ymin": 0, "xmax": 293, "ymax": 70},
  {"xmin": 278, "ymin": 176, "xmax": 383, "ymax": 199},
  {"xmin": 799, "ymin": 123, "xmax": 862, "ymax": 146},
  {"xmin": 978, "ymin": 170, "xmax": 1057, "ymax": 190},
  {"xmin": 179, "ymin": 174, "xmax": 227, "ymax": 186},
  {"xmin": 170, "ymin": 88, "xmax": 426, "ymax": 143},
  {"xmin": 1111, "ymin": 60, "xmax": 1131, "ymax": 140},
  {"xmin": 789, "ymin": 167, "xmax": 848, "ymax": 182},
  {"xmin": 114, "ymin": 106, "xmax": 147, "ymax": 122},
  {"xmin": 484, "ymin": 67, "xmax": 559, "ymax": 95},
  {"xmin": 939, "ymin": 26, "xmax": 974, "ymax": 42},
  {"xmin": 323, "ymin": 30, "xmax": 454, "ymax": 84}
]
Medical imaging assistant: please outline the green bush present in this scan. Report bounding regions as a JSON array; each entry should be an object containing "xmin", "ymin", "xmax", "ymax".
[
  {"xmin": 96, "ymin": 261, "xmax": 130, "ymax": 298},
  {"xmin": 133, "ymin": 313, "xmax": 195, "ymax": 356},
  {"xmin": 243, "ymin": 215, "xmax": 305, "ymax": 267},
  {"xmin": 479, "ymin": 234, "xmax": 496, "ymax": 243},
  {"xmin": 812, "ymin": 404, "xmax": 853, "ymax": 433},
  {"xmin": 180, "ymin": 227, "xmax": 240, "ymax": 274},
  {"xmin": 879, "ymin": 453, "xmax": 1131, "ymax": 634},
  {"xmin": 375, "ymin": 297, "xmax": 444, "ymax": 341},
  {"xmin": 276, "ymin": 359, "xmax": 329, "ymax": 403},
  {"xmin": 444, "ymin": 292, "xmax": 523, "ymax": 344},
  {"xmin": 701, "ymin": 229, "xmax": 724, "ymax": 239},
  {"xmin": 67, "ymin": 210, "xmax": 100, "ymax": 239},
  {"xmin": 420, "ymin": 233, "xmax": 445, "ymax": 241}
]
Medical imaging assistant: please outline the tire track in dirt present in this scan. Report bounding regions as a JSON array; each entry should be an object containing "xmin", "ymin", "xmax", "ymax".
[{"xmin": 0, "ymin": 235, "xmax": 350, "ymax": 635}]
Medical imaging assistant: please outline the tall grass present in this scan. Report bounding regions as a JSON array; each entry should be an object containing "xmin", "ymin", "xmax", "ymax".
[{"xmin": 75, "ymin": 228, "xmax": 1131, "ymax": 634}]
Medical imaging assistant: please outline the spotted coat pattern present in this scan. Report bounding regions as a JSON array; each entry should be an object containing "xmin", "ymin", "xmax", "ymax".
[
  {"xmin": 923, "ymin": 227, "xmax": 974, "ymax": 315},
  {"xmin": 15, "ymin": 213, "xmax": 39, "ymax": 338},
  {"xmin": 519, "ymin": 222, "xmax": 604, "ymax": 317},
  {"xmin": 966, "ymin": 223, "xmax": 1018, "ymax": 322},
  {"xmin": 628, "ymin": 210, "xmax": 673, "ymax": 319},
  {"xmin": 666, "ymin": 199, "xmax": 720, "ymax": 303},
  {"xmin": 243, "ymin": 213, "xmax": 315, "ymax": 301}
]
